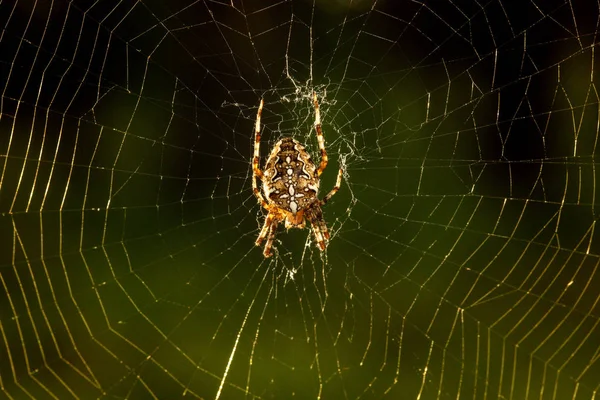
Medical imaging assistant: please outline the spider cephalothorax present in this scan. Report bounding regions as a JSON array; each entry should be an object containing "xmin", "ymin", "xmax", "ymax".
[{"xmin": 252, "ymin": 93, "xmax": 343, "ymax": 257}]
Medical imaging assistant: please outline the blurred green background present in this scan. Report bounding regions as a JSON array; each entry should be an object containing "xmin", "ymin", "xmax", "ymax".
[{"xmin": 1, "ymin": 0, "xmax": 599, "ymax": 399}]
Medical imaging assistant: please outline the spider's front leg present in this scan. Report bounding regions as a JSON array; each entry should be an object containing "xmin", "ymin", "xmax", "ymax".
[
  {"xmin": 262, "ymin": 219, "xmax": 279, "ymax": 258},
  {"xmin": 256, "ymin": 210, "xmax": 281, "ymax": 258},
  {"xmin": 305, "ymin": 204, "xmax": 330, "ymax": 251},
  {"xmin": 256, "ymin": 210, "xmax": 274, "ymax": 247}
]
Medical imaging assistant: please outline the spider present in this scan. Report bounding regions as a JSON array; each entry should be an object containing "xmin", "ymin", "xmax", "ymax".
[{"xmin": 252, "ymin": 93, "xmax": 343, "ymax": 258}]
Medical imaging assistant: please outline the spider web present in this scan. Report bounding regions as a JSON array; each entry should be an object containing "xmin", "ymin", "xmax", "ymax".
[{"xmin": 1, "ymin": 0, "xmax": 599, "ymax": 398}]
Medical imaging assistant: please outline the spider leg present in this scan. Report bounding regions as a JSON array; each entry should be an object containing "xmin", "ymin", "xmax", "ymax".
[
  {"xmin": 252, "ymin": 99, "xmax": 269, "ymax": 209},
  {"xmin": 305, "ymin": 205, "xmax": 329, "ymax": 251},
  {"xmin": 255, "ymin": 209, "xmax": 274, "ymax": 247},
  {"xmin": 313, "ymin": 92, "xmax": 328, "ymax": 177},
  {"xmin": 263, "ymin": 217, "xmax": 280, "ymax": 258},
  {"xmin": 256, "ymin": 210, "xmax": 282, "ymax": 257},
  {"xmin": 321, "ymin": 167, "xmax": 343, "ymax": 205}
]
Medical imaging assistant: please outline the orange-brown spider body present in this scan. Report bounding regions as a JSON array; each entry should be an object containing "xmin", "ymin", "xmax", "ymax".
[{"xmin": 252, "ymin": 93, "xmax": 342, "ymax": 257}]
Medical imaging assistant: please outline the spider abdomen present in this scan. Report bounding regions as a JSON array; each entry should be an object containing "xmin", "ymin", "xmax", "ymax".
[{"xmin": 262, "ymin": 137, "xmax": 319, "ymax": 214}]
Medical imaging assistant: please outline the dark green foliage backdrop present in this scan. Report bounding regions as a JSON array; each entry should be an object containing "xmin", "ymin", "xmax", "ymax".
[{"xmin": 1, "ymin": 1, "xmax": 599, "ymax": 399}]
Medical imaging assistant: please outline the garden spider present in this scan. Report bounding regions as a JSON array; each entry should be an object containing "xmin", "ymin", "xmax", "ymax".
[{"xmin": 252, "ymin": 93, "xmax": 343, "ymax": 257}]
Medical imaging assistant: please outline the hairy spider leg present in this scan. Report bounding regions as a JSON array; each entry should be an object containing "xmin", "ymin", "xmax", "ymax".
[
  {"xmin": 321, "ymin": 167, "xmax": 343, "ymax": 205},
  {"xmin": 253, "ymin": 98, "xmax": 282, "ymax": 257},
  {"xmin": 255, "ymin": 210, "xmax": 273, "ymax": 247},
  {"xmin": 252, "ymin": 99, "xmax": 269, "ymax": 210},
  {"xmin": 313, "ymin": 92, "xmax": 328, "ymax": 177},
  {"xmin": 262, "ymin": 216, "xmax": 280, "ymax": 257},
  {"xmin": 305, "ymin": 205, "xmax": 329, "ymax": 250}
]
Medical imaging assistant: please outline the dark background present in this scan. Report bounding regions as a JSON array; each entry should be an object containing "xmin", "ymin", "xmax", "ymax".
[{"xmin": 1, "ymin": 0, "xmax": 599, "ymax": 399}]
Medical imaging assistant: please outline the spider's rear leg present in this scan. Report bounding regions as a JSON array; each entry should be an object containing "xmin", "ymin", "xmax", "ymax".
[
  {"xmin": 252, "ymin": 99, "xmax": 269, "ymax": 210},
  {"xmin": 321, "ymin": 167, "xmax": 343, "ymax": 205},
  {"xmin": 313, "ymin": 92, "xmax": 328, "ymax": 177},
  {"xmin": 253, "ymin": 99, "xmax": 265, "ymax": 178}
]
